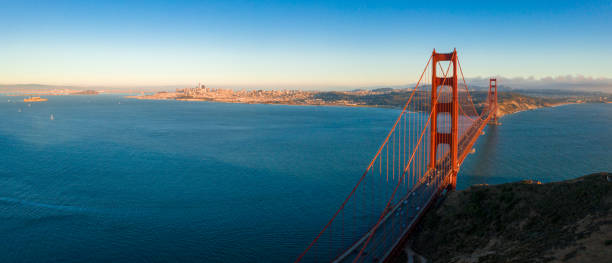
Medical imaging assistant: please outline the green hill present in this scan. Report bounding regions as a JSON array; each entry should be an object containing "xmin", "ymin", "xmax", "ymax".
[{"xmin": 395, "ymin": 172, "xmax": 612, "ymax": 263}]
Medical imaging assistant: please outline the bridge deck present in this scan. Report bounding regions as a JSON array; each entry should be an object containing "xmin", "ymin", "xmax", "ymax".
[
  {"xmin": 334, "ymin": 113, "xmax": 491, "ymax": 263},
  {"xmin": 296, "ymin": 51, "xmax": 498, "ymax": 263}
]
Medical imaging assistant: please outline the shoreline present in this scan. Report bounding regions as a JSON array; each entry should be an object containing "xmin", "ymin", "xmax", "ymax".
[
  {"xmin": 126, "ymin": 95, "xmax": 398, "ymax": 109},
  {"xmin": 127, "ymin": 95, "xmax": 592, "ymax": 117},
  {"xmin": 497, "ymin": 101, "xmax": 587, "ymax": 117},
  {"xmin": 400, "ymin": 172, "xmax": 612, "ymax": 263}
]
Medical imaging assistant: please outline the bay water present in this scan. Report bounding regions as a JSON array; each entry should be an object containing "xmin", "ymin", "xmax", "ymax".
[{"xmin": 0, "ymin": 95, "xmax": 609, "ymax": 262}]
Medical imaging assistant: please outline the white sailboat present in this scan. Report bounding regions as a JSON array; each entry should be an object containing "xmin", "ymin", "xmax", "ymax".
[{"xmin": 50, "ymin": 114, "xmax": 54, "ymax": 120}]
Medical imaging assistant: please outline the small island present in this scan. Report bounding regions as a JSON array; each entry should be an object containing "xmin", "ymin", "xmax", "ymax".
[{"xmin": 23, "ymin": 96, "xmax": 48, "ymax": 102}]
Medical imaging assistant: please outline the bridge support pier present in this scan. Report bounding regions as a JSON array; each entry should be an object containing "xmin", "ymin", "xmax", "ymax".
[{"xmin": 429, "ymin": 49, "xmax": 459, "ymax": 190}]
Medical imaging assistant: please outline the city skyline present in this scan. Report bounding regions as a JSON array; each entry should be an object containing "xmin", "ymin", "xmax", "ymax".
[{"xmin": 1, "ymin": 0, "xmax": 611, "ymax": 89}]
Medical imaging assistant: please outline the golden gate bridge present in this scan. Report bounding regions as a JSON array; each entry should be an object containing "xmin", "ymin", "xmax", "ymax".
[{"xmin": 296, "ymin": 49, "xmax": 499, "ymax": 262}]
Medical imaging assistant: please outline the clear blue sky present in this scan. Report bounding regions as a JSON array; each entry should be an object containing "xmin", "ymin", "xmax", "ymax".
[{"xmin": 1, "ymin": 0, "xmax": 611, "ymax": 89}]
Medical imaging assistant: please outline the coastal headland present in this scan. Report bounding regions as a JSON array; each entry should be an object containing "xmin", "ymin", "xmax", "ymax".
[
  {"xmin": 394, "ymin": 172, "xmax": 612, "ymax": 263},
  {"xmin": 126, "ymin": 85, "xmax": 610, "ymax": 116}
]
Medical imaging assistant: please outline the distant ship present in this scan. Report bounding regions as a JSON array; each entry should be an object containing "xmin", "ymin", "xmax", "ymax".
[
  {"xmin": 50, "ymin": 114, "xmax": 54, "ymax": 120},
  {"xmin": 24, "ymin": 96, "xmax": 48, "ymax": 102}
]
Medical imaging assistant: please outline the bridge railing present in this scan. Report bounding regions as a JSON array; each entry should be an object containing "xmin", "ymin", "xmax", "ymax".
[
  {"xmin": 296, "ymin": 51, "xmax": 495, "ymax": 263},
  {"xmin": 295, "ymin": 54, "xmax": 440, "ymax": 262}
]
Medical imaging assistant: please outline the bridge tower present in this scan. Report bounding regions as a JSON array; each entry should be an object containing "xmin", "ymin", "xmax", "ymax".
[
  {"xmin": 489, "ymin": 78, "xmax": 498, "ymax": 124},
  {"xmin": 429, "ymin": 49, "xmax": 459, "ymax": 190}
]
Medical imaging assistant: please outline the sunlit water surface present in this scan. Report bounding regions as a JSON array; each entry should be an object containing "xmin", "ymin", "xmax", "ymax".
[{"xmin": 0, "ymin": 95, "xmax": 609, "ymax": 262}]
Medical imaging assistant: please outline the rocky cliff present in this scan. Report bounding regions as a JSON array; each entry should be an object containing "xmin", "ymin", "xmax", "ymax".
[{"xmin": 396, "ymin": 172, "xmax": 612, "ymax": 263}]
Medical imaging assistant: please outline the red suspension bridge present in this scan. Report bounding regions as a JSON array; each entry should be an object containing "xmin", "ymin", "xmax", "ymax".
[{"xmin": 296, "ymin": 49, "xmax": 499, "ymax": 263}]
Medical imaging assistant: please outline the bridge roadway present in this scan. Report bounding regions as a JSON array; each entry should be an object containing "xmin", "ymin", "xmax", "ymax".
[{"xmin": 333, "ymin": 111, "xmax": 492, "ymax": 263}]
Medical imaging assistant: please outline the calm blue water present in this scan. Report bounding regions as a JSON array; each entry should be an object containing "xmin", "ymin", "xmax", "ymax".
[
  {"xmin": 458, "ymin": 103, "xmax": 612, "ymax": 189},
  {"xmin": 0, "ymin": 95, "xmax": 610, "ymax": 262}
]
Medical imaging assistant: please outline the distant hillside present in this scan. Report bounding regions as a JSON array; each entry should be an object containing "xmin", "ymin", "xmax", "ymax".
[
  {"xmin": 495, "ymin": 92, "xmax": 569, "ymax": 117},
  {"xmin": 395, "ymin": 172, "xmax": 612, "ymax": 263},
  {"xmin": 71, "ymin": 90, "xmax": 99, "ymax": 95},
  {"xmin": 314, "ymin": 90, "xmax": 605, "ymax": 116},
  {"xmin": 0, "ymin": 84, "xmax": 80, "ymax": 91}
]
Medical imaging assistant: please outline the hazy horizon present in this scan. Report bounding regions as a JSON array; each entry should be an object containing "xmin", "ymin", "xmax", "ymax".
[
  {"xmin": 2, "ymin": 74, "xmax": 612, "ymax": 93},
  {"xmin": 2, "ymin": 0, "xmax": 611, "ymax": 89}
]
